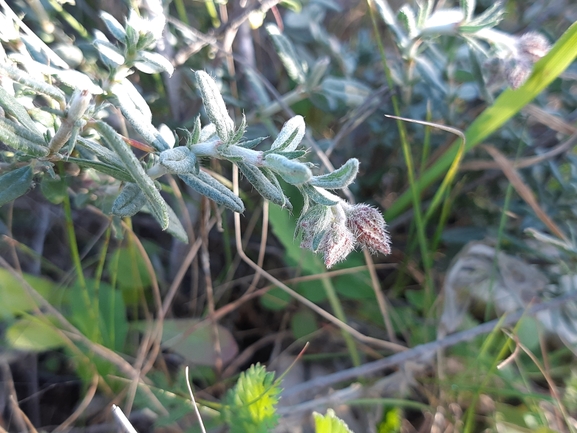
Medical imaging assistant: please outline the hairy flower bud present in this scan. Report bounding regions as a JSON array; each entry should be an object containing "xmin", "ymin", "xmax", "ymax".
[
  {"xmin": 296, "ymin": 205, "xmax": 332, "ymax": 251},
  {"xmin": 345, "ymin": 204, "xmax": 391, "ymax": 256},
  {"xmin": 517, "ymin": 32, "xmax": 550, "ymax": 63},
  {"xmin": 319, "ymin": 222, "xmax": 356, "ymax": 269},
  {"xmin": 505, "ymin": 58, "xmax": 532, "ymax": 90}
]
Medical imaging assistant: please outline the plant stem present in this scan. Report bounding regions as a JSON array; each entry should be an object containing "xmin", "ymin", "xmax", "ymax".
[{"xmin": 321, "ymin": 277, "xmax": 362, "ymax": 367}]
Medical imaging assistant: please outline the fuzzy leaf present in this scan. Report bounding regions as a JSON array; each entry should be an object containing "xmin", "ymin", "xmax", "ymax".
[
  {"xmin": 134, "ymin": 51, "xmax": 174, "ymax": 76},
  {"xmin": 313, "ymin": 409, "xmax": 354, "ymax": 433},
  {"xmin": 417, "ymin": 0, "xmax": 434, "ymax": 28},
  {"xmin": 237, "ymin": 162, "xmax": 291, "ymax": 209},
  {"xmin": 300, "ymin": 183, "xmax": 340, "ymax": 206},
  {"xmin": 223, "ymin": 364, "xmax": 281, "ymax": 433},
  {"xmin": 95, "ymin": 121, "xmax": 169, "ymax": 229},
  {"xmin": 112, "ymin": 83, "xmax": 169, "ymax": 150},
  {"xmin": 269, "ymin": 115, "xmax": 305, "ymax": 152},
  {"xmin": 195, "ymin": 71, "xmax": 235, "ymax": 143},
  {"xmin": 307, "ymin": 56, "xmax": 330, "ymax": 90},
  {"xmin": 310, "ymin": 158, "xmax": 359, "ymax": 189},
  {"xmin": 265, "ymin": 24, "xmax": 307, "ymax": 84},
  {"xmin": 264, "ymin": 153, "xmax": 312, "ymax": 184},
  {"xmin": 116, "ymin": 79, "xmax": 152, "ymax": 122},
  {"xmin": 398, "ymin": 5, "xmax": 418, "ymax": 38},
  {"xmin": 179, "ymin": 171, "xmax": 245, "ymax": 213},
  {"xmin": 460, "ymin": 2, "xmax": 503, "ymax": 32},
  {"xmin": 238, "ymin": 137, "xmax": 266, "ymax": 149},
  {"xmin": 186, "ymin": 116, "xmax": 202, "ymax": 146},
  {"xmin": 0, "ymin": 121, "xmax": 48, "ymax": 156},
  {"xmin": 0, "ymin": 166, "xmax": 34, "ymax": 207},
  {"xmin": 112, "ymin": 183, "xmax": 147, "ymax": 217},
  {"xmin": 0, "ymin": 63, "xmax": 66, "ymax": 105},
  {"xmin": 0, "ymin": 87, "xmax": 41, "ymax": 134},
  {"xmin": 141, "ymin": 202, "xmax": 189, "ymax": 243},
  {"xmin": 460, "ymin": 0, "xmax": 476, "ymax": 22},
  {"xmin": 94, "ymin": 39, "xmax": 125, "ymax": 67},
  {"xmin": 99, "ymin": 11, "xmax": 127, "ymax": 43}
]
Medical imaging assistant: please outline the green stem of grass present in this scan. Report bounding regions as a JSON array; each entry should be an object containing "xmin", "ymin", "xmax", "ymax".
[
  {"xmin": 173, "ymin": 0, "xmax": 189, "ymax": 25},
  {"xmin": 321, "ymin": 277, "xmax": 361, "ymax": 367},
  {"xmin": 368, "ymin": 0, "xmax": 434, "ymax": 307}
]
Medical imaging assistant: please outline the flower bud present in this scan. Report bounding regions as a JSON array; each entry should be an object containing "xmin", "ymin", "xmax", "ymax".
[
  {"xmin": 296, "ymin": 205, "xmax": 332, "ymax": 251},
  {"xmin": 67, "ymin": 89, "xmax": 92, "ymax": 122},
  {"xmin": 345, "ymin": 204, "xmax": 391, "ymax": 256},
  {"xmin": 319, "ymin": 222, "xmax": 356, "ymax": 269},
  {"xmin": 505, "ymin": 58, "xmax": 532, "ymax": 90},
  {"xmin": 517, "ymin": 32, "xmax": 550, "ymax": 63}
]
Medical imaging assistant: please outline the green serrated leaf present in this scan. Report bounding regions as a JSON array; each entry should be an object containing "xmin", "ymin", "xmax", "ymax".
[
  {"xmin": 310, "ymin": 158, "xmax": 359, "ymax": 189},
  {"xmin": 0, "ymin": 166, "xmax": 34, "ymax": 207},
  {"xmin": 314, "ymin": 409, "xmax": 354, "ymax": 433},
  {"xmin": 95, "ymin": 121, "xmax": 169, "ymax": 229},
  {"xmin": 223, "ymin": 364, "xmax": 281, "ymax": 433}
]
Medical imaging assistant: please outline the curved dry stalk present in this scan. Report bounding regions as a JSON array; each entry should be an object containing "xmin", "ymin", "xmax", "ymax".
[
  {"xmin": 502, "ymin": 329, "xmax": 576, "ymax": 433},
  {"xmin": 185, "ymin": 366, "xmax": 207, "ymax": 433},
  {"xmin": 230, "ymin": 166, "xmax": 406, "ymax": 353},
  {"xmin": 0, "ymin": 256, "xmax": 168, "ymax": 415},
  {"xmin": 460, "ymin": 133, "xmax": 577, "ymax": 171},
  {"xmin": 362, "ymin": 248, "xmax": 397, "ymax": 343},
  {"xmin": 483, "ymin": 144, "xmax": 568, "ymax": 242},
  {"xmin": 245, "ymin": 200, "xmax": 270, "ymax": 294}
]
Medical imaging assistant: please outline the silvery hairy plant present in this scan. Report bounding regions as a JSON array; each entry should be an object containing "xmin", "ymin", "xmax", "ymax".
[
  {"xmin": 376, "ymin": 0, "xmax": 550, "ymax": 93},
  {"xmin": 0, "ymin": 8, "xmax": 390, "ymax": 268}
]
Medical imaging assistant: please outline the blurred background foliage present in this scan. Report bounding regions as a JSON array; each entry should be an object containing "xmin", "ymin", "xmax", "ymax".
[{"xmin": 1, "ymin": 0, "xmax": 577, "ymax": 432}]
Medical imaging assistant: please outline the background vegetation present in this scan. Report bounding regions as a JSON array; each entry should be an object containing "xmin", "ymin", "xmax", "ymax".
[{"xmin": 1, "ymin": 0, "xmax": 577, "ymax": 432}]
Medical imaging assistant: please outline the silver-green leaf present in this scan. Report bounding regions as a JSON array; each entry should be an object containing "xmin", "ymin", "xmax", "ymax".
[
  {"xmin": 95, "ymin": 121, "xmax": 169, "ymax": 230},
  {"xmin": 310, "ymin": 158, "xmax": 359, "ymax": 189},
  {"xmin": 0, "ymin": 166, "xmax": 34, "ymax": 207},
  {"xmin": 195, "ymin": 71, "xmax": 234, "ymax": 143}
]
